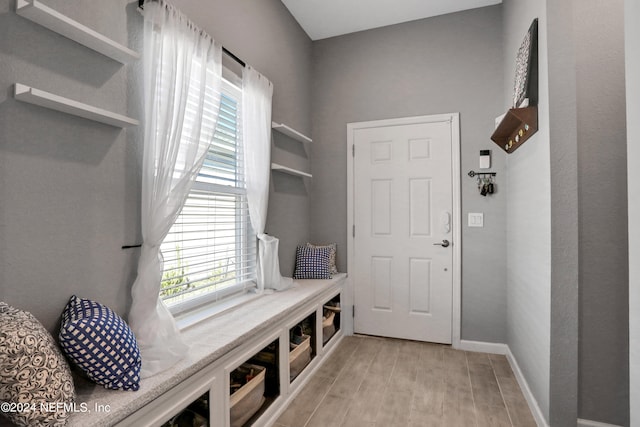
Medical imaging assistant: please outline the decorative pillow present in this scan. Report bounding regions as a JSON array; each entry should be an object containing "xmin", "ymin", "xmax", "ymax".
[
  {"xmin": 59, "ymin": 295, "xmax": 141, "ymax": 391},
  {"xmin": 0, "ymin": 302, "xmax": 75, "ymax": 427},
  {"xmin": 306, "ymin": 242, "xmax": 338, "ymax": 275},
  {"xmin": 294, "ymin": 245, "xmax": 331, "ymax": 279}
]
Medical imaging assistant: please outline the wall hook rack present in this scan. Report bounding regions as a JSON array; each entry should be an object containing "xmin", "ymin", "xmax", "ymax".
[
  {"xmin": 469, "ymin": 171, "xmax": 497, "ymax": 196},
  {"xmin": 468, "ymin": 170, "xmax": 497, "ymax": 178}
]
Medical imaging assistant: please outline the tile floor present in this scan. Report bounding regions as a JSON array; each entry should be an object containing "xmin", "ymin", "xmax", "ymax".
[{"xmin": 275, "ymin": 335, "xmax": 537, "ymax": 427}]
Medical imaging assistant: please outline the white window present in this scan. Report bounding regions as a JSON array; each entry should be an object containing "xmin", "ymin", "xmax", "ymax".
[{"xmin": 160, "ymin": 76, "xmax": 257, "ymax": 314}]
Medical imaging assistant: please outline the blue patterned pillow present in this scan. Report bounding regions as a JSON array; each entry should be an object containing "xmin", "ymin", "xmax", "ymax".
[
  {"xmin": 294, "ymin": 245, "xmax": 331, "ymax": 279},
  {"xmin": 59, "ymin": 296, "xmax": 141, "ymax": 391}
]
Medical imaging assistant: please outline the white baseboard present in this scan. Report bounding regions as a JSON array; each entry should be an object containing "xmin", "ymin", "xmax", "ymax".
[
  {"xmin": 505, "ymin": 347, "xmax": 549, "ymax": 427},
  {"xmin": 450, "ymin": 341, "xmax": 626, "ymax": 427},
  {"xmin": 457, "ymin": 339, "xmax": 509, "ymax": 354},
  {"xmin": 457, "ymin": 340, "xmax": 548, "ymax": 427},
  {"xmin": 577, "ymin": 419, "xmax": 623, "ymax": 427}
]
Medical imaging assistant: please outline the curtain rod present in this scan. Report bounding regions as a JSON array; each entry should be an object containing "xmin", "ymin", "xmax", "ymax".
[
  {"xmin": 222, "ymin": 47, "xmax": 246, "ymax": 68},
  {"xmin": 137, "ymin": 0, "xmax": 246, "ymax": 68}
]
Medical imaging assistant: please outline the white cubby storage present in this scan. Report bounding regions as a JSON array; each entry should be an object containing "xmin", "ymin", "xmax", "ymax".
[
  {"xmin": 229, "ymin": 364, "xmax": 266, "ymax": 426},
  {"xmin": 229, "ymin": 347, "xmax": 275, "ymax": 427},
  {"xmin": 288, "ymin": 334, "xmax": 311, "ymax": 382},
  {"xmin": 287, "ymin": 309, "xmax": 317, "ymax": 385},
  {"xmin": 322, "ymin": 294, "xmax": 341, "ymax": 346},
  {"xmin": 71, "ymin": 275, "xmax": 347, "ymax": 427}
]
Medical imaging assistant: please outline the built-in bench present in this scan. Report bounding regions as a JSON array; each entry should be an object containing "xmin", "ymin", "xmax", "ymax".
[{"xmin": 67, "ymin": 274, "xmax": 347, "ymax": 427}]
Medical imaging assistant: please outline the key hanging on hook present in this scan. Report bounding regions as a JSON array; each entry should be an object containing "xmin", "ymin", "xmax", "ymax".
[{"xmin": 480, "ymin": 177, "xmax": 488, "ymax": 196}]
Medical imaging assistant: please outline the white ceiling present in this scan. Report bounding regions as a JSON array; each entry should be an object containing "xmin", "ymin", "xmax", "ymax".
[{"xmin": 281, "ymin": 0, "xmax": 502, "ymax": 40}]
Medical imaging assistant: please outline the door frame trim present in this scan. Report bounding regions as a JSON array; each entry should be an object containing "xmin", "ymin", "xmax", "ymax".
[{"xmin": 346, "ymin": 113, "xmax": 462, "ymax": 346}]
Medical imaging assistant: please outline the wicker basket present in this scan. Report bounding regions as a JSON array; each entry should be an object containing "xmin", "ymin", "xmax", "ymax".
[
  {"xmin": 289, "ymin": 334, "xmax": 311, "ymax": 380},
  {"xmin": 162, "ymin": 409, "xmax": 207, "ymax": 427},
  {"xmin": 322, "ymin": 311, "xmax": 336, "ymax": 344},
  {"xmin": 230, "ymin": 363, "xmax": 266, "ymax": 427}
]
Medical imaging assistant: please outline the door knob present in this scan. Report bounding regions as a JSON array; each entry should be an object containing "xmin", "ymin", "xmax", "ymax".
[{"xmin": 433, "ymin": 239, "xmax": 450, "ymax": 248}]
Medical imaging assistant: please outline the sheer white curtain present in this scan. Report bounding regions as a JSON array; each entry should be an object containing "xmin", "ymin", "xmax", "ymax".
[
  {"xmin": 242, "ymin": 67, "xmax": 292, "ymax": 292},
  {"xmin": 129, "ymin": 0, "xmax": 223, "ymax": 377}
]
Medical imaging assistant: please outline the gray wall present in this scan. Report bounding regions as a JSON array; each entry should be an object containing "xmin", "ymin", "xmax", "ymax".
[
  {"xmin": 546, "ymin": 0, "xmax": 580, "ymax": 423},
  {"xmin": 169, "ymin": 0, "xmax": 313, "ymax": 276},
  {"xmin": 575, "ymin": 0, "xmax": 628, "ymax": 424},
  {"xmin": 504, "ymin": 0, "xmax": 630, "ymax": 424},
  {"xmin": 0, "ymin": 0, "xmax": 141, "ymax": 332},
  {"xmin": 0, "ymin": 0, "xmax": 312, "ymax": 331},
  {"xmin": 502, "ymin": 0, "xmax": 551, "ymax": 418},
  {"xmin": 310, "ymin": 5, "xmax": 507, "ymax": 343},
  {"xmin": 627, "ymin": 0, "xmax": 640, "ymax": 424}
]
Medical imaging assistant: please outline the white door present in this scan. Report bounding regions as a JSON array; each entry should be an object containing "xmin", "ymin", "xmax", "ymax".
[{"xmin": 348, "ymin": 114, "xmax": 459, "ymax": 344}]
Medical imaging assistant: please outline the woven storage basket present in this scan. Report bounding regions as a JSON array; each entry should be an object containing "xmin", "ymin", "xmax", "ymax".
[
  {"xmin": 322, "ymin": 311, "xmax": 336, "ymax": 344},
  {"xmin": 230, "ymin": 363, "xmax": 266, "ymax": 427},
  {"xmin": 289, "ymin": 334, "xmax": 311, "ymax": 380}
]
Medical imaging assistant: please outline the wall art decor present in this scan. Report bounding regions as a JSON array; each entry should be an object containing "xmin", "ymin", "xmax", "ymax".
[
  {"xmin": 492, "ymin": 18, "xmax": 539, "ymax": 154},
  {"xmin": 512, "ymin": 18, "xmax": 538, "ymax": 108}
]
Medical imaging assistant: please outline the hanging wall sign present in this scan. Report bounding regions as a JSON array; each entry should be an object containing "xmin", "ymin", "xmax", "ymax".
[{"xmin": 491, "ymin": 18, "xmax": 539, "ymax": 154}]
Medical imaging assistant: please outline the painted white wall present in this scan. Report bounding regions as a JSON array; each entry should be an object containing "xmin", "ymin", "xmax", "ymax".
[
  {"xmin": 502, "ymin": 0, "xmax": 551, "ymax": 419},
  {"xmin": 627, "ymin": 0, "xmax": 640, "ymax": 424}
]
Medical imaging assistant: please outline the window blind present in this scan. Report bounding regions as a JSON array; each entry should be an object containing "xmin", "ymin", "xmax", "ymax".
[{"xmin": 160, "ymin": 79, "xmax": 257, "ymax": 310}]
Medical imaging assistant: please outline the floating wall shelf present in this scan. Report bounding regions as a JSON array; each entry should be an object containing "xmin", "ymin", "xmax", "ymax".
[
  {"xmin": 490, "ymin": 106, "xmax": 538, "ymax": 153},
  {"xmin": 271, "ymin": 163, "xmax": 312, "ymax": 178},
  {"xmin": 16, "ymin": 0, "xmax": 140, "ymax": 64},
  {"xmin": 272, "ymin": 122, "xmax": 312, "ymax": 144},
  {"xmin": 14, "ymin": 83, "xmax": 140, "ymax": 128}
]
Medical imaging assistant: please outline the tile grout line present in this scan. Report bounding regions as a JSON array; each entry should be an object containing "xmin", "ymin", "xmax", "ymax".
[
  {"xmin": 302, "ymin": 338, "xmax": 360, "ymax": 427},
  {"xmin": 301, "ymin": 374, "xmax": 338, "ymax": 427},
  {"xmin": 406, "ymin": 351, "xmax": 419, "ymax": 426},
  {"xmin": 284, "ymin": 338, "xmax": 534, "ymax": 427},
  {"xmin": 306, "ymin": 336, "xmax": 377, "ymax": 427},
  {"xmin": 373, "ymin": 340, "xmax": 403, "ymax": 426},
  {"xmin": 437, "ymin": 345, "xmax": 446, "ymax": 421},
  {"xmin": 406, "ymin": 345, "xmax": 420, "ymax": 426},
  {"xmin": 366, "ymin": 341, "xmax": 398, "ymax": 426},
  {"xmin": 464, "ymin": 352, "xmax": 481, "ymax": 427},
  {"xmin": 406, "ymin": 343, "xmax": 433, "ymax": 425},
  {"xmin": 489, "ymin": 356, "xmax": 516, "ymax": 427},
  {"xmin": 335, "ymin": 340, "xmax": 365, "ymax": 427},
  {"xmin": 364, "ymin": 340, "xmax": 387, "ymax": 427}
]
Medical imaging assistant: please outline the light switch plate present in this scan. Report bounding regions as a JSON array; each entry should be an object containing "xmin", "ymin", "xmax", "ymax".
[{"xmin": 468, "ymin": 212, "xmax": 484, "ymax": 227}]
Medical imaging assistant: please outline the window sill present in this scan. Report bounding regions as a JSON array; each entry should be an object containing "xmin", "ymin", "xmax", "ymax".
[{"xmin": 173, "ymin": 289, "xmax": 263, "ymax": 331}]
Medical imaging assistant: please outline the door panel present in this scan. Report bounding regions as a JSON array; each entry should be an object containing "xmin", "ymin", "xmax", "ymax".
[
  {"xmin": 352, "ymin": 119, "xmax": 454, "ymax": 344},
  {"xmin": 372, "ymin": 256, "xmax": 392, "ymax": 310},
  {"xmin": 409, "ymin": 178, "xmax": 432, "ymax": 236},
  {"xmin": 409, "ymin": 258, "xmax": 431, "ymax": 314}
]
